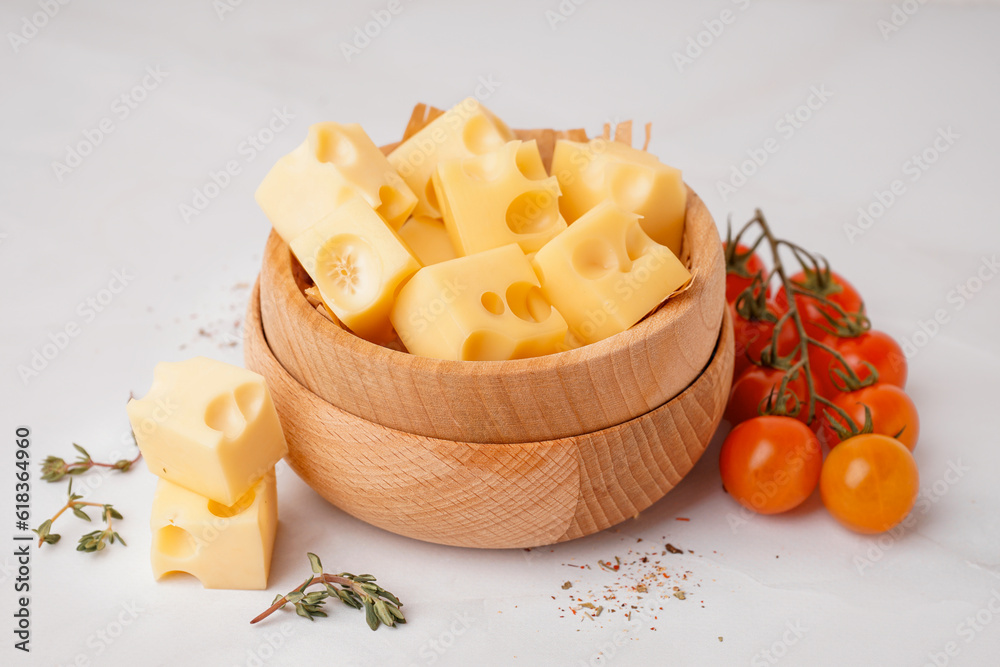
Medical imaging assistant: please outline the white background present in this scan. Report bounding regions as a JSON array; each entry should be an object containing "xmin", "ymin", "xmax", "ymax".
[{"xmin": 2, "ymin": 1, "xmax": 1000, "ymax": 665}]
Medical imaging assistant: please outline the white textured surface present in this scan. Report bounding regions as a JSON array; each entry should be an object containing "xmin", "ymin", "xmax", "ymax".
[{"xmin": 2, "ymin": 1, "xmax": 999, "ymax": 665}]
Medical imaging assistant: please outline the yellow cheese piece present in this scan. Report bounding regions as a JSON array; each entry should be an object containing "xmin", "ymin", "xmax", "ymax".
[
  {"xmin": 551, "ymin": 139, "xmax": 686, "ymax": 255},
  {"xmin": 290, "ymin": 197, "xmax": 420, "ymax": 343},
  {"xmin": 387, "ymin": 98, "xmax": 513, "ymax": 218},
  {"xmin": 397, "ymin": 215, "xmax": 458, "ymax": 265},
  {"xmin": 391, "ymin": 244, "xmax": 567, "ymax": 361},
  {"xmin": 532, "ymin": 201, "xmax": 691, "ymax": 346},
  {"xmin": 256, "ymin": 122, "xmax": 417, "ymax": 242},
  {"xmin": 150, "ymin": 469, "xmax": 277, "ymax": 590},
  {"xmin": 127, "ymin": 357, "xmax": 288, "ymax": 506},
  {"xmin": 433, "ymin": 140, "xmax": 567, "ymax": 255}
]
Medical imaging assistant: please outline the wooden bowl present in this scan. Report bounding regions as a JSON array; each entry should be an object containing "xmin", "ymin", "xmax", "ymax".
[
  {"xmin": 258, "ymin": 187, "xmax": 725, "ymax": 444},
  {"xmin": 245, "ymin": 281, "xmax": 733, "ymax": 548}
]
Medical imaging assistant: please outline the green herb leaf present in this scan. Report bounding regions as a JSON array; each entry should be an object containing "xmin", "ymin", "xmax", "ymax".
[
  {"xmin": 307, "ymin": 552, "xmax": 323, "ymax": 575},
  {"xmin": 363, "ymin": 600, "xmax": 380, "ymax": 631}
]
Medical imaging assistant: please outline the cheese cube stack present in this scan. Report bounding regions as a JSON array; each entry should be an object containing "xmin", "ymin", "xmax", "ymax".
[
  {"xmin": 127, "ymin": 357, "xmax": 287, "ymax": 590},
  {"xmin": 532, "ymin": 201, "xmax": 691, "ymax": 346},
  {"xmin": 551, "ymin": 139, "xmax": 686, "ymax": 256},
  {"xmin": 391, "ymin": 244, "xmax": 567, "ymax": 361},
  {"xmin": 257, "ymin": 122, "xmax": 417, "ymax": 243}
]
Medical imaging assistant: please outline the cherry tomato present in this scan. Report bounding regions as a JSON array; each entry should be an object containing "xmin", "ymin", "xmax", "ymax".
[
  {"xmin": 828, "ymin": 331, "xmax": 908, "ymax": 390},
  {"xmin": 726, "ymin": 366, "xmax": 812, "ymax": 425},
  {"xmin": 774, "ymin": 271, "xmax": 863, "ymax": 339},
  {"xmin": 820, "ymin": 434, "xmax": 918, "ymax": 534},
  {"xmin": 724, "ymin": 243, "xmax": 769, "ymax": 304},
  {"xmin": 731, "ymin": 304, "xmax": 798, "ymax": 380},
  {"xmin": 720, "ymin": 416, "xmax": 823, "ymax": 514},
  {"xmin": 816, "ymin": 384, "xmax": 920, "ymax": 451}
]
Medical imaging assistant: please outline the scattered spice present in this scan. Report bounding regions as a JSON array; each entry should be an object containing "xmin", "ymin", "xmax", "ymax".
[
  {"xmin": 665, "ymin": 543, "xmax": 683, "ymax": 554},
  {"xmin": 562, "ymin": 581, "xmax": 573, "ymax": 590},
  {"xmin": 598, "ymin": 557, "xmax": 621, "ymax": 572},
  {"xmin": 554, "ymin": 535, "xmax": 704, "ymax": 630}
]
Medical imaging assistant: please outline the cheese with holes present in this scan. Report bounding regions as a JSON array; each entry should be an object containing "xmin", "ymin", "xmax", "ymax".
[
  {"xmin": 290, "ymin": 197, "xmax": 420, "ymax": 343},
  {"xmin": 150, "ymin": 468, "xmax": 277, "ymax": 590},
  {"xmin": 256, "ymin": 122, "xmax": 417, "ymax": 242},
  {"xmin": 387, "ymin": 98, "xmax": 513, "ymax": 218},
  {"xmin": 551, "ymin": 139, "xmax": 686, "ymax": 255},
  {"xmin": 127, "ymin": 357, "xmax": 288, "ymax": 505},
  {"xmin": 391, "ymin": 244, "xmax": 567, "ymax": 361},
  {"xmin": 433, "ymin": 140, "xmax": 566, "ymax": 255},
  {"xmin": 532, "ymin": 201, "xmax": 690, "ymax": 346},
  {"xmin": 398, "ymin": 215, "xmax": 458, "ymax": 265}
]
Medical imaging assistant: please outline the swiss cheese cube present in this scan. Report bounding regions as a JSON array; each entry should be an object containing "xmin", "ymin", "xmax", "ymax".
[
  {"xmin": 532, "ymin": 201, "xmax": 691, "ymax": 346},
  {"xmin": 150, "ymin": 469, "xmax": 277, "ymax": 590},
  {"xmin": 127, "ymin": 358, "xmax": 288, "ymax": 506},
  {"xmin": 391, "ymin": 244, "xmax": 567, "ymax": 361},
  {"xmin": 433, "ymin": 140, "xmax": 567, "ymax": 255},
  {"xmin": 387, "ymin": 98, "xmax": 514, "ymax": 218},
  {"xmin": 256, "ymin": 122, "xmax": 417, "ymax": 242},
  {"xmin": 551, "ymin": 139, "xmax": 686, "ymax": 256},
  {"xmin": 398, "ymin": 215, "xmax": 458, "ymax": 266},
  {"xmin": 290, "ymin": 197, "xmax": 421, "ymax": 343}
]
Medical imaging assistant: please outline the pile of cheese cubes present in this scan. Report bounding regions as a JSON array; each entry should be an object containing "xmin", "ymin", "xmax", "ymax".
[
  {"xmin": 256, "ymin": 98, "xmax": 691, "ymax": 361},
  {"xmin": 127, "ymin": 357, "xmax": 288, "ymax": 590}
]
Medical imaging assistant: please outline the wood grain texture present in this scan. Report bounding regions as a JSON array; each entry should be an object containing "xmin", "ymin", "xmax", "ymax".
[
  {"xmin": 258, "ymin": 187, "xmax": 725, "ymax": 444},
  {"xmin": 245, "ymin": 282, "xmax": 733, "ymax": 548}
]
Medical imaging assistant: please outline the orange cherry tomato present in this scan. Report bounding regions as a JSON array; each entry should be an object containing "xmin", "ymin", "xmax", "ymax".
[
  {"xmin": 831, "ymin": 331, "xmax": 908, "ymax": 390},
  {"xmin": 820, "ymin": 434, "xmax": 919, "ymax": 534},
  {"xmin": 726, "ymin": 366, "xmax": 812, "ymax": 425},
  {"xmin": 731, "ymin": 304, "xmax": 798, "ymax": 380},
  {"xmin": 724, "ymin": 243, "xmax": 769, "ymax": 304},
  {"xmin": 816, "ymin": 384, "xmax": 920, "ymax": 451},
  {"xmin": 774, "ymin": 270, "xmax": 863, "ymax": 339},
  {"xmin": 719, "ymin": 416, "xmax": 823, "ymax": 514}
]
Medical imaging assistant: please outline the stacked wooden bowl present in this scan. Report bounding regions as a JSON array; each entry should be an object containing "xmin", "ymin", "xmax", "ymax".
[{"xmin": 244, "ymin": 121, "xmax": 732, "ymax": 548}]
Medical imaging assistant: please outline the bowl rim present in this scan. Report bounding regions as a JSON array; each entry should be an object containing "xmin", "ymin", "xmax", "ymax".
[
  {"xmin": 273, "ymin": 185, "xmax": 715, "ymax": 376},
  {"xmin": 249, "ymin": 276, "xmax": 733, "ymax": 447}
]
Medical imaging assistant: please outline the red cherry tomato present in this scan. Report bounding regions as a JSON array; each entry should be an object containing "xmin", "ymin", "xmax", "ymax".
[
  {"xmin": 726, "ymin": 366, "xmax": 812, "ymax": 425},
  {"xmin": 774, "ymin": 271, "xmax": 863, "ymax": 339},
  {"xmin": 720, "ymin": 416, "xmax": 823, "ymax": 514},
  {"xmin": 820, "ymin": 434, "xmax": 919, "ymax": 533},
  {"xmin": 816, "ymin": 384, "xmax": 920, "ymax": 451},
  {"xmin": 731, "ymin": 304, "xmax": 798, "ymax": 380},
  {"xmin": 828, "ymin": 331, "xmax": 908, "ymax": 390},
  {"xmin": 724, "ymin": 243, "xmax": 769, "ymax": 304}
]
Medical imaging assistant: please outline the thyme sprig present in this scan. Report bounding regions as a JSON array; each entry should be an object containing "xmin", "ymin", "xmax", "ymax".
[
  {"xmin": 251, "ymin": 553, "xmax": 405, "ymax": 631},
  {"xmin": 41, "ymin": 442, "xmax": 142, "ymax": 482},
  {"xmin": 33, "ymin": 480, "xmax": 126, "ymax": 552}
]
